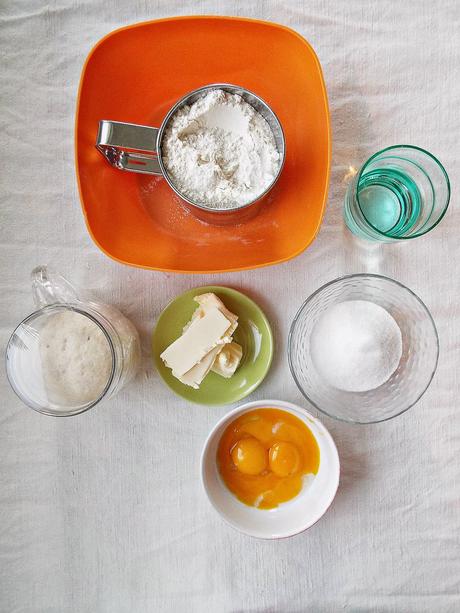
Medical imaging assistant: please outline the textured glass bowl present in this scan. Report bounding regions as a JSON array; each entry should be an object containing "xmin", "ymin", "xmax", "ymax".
[{"xmin": 288, "ymin": 274, "xmax": 439, "ymax": 424}]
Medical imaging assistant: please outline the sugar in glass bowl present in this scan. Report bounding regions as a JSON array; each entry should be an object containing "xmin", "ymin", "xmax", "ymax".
[{"xmin": 288, "ymin": 274, "xmax": 439, "ymax": 424}]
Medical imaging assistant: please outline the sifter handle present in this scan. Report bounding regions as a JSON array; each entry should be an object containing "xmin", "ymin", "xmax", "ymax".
[{"xmin": 96, "ymin": 120, "xmax": 162, "ymax": 175}]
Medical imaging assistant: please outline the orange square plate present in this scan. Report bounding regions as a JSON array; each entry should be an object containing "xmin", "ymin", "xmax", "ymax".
[{"xmin": 76, "ymin": 16, "xmax": 330, "ymax": 273}]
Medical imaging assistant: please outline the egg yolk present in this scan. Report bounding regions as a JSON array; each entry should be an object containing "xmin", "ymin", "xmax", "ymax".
[
  {"xmin": 231, "ymin": 437, "xmax": 267, "ymax": 475},
  {"xmin": 217, "ymin": 408, "xmax": 320, "ymax": 510},
  {"xmin": 269, "ymin": 441, "xmax": 301, "ymax": 477}
]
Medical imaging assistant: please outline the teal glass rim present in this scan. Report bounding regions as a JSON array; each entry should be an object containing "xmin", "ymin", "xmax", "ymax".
[{"xmin": 355, "ymin": 144, "xmax": 451, "ymax": 240}]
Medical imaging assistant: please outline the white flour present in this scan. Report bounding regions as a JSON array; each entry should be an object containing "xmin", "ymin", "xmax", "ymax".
[
  {"xmin": 162, "ymin": 89, "xmax": 280, "ymax": 209},
  {"xmin": 310, "ymin": 300, "xmax": 403, "ymax": 392}
]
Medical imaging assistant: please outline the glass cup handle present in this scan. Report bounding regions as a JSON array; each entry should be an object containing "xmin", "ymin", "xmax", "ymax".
[
  {"xmin": 96, "ymin": 120, "xmax": 162, "ymax": 175},
  {"xmin": 31, "ymin": 266, "xmax": 80, "ymax": 309}
]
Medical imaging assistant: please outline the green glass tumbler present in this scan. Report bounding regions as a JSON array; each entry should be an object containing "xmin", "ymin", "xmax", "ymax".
[{"xmin": 344, "ymin": 145, "xmax": 450, "ymax": 242}]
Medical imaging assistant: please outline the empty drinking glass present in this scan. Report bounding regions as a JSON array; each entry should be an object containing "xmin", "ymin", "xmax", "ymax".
[{"xmin": 344, "ymin": 145, "xmax": 450, "ymax": 242}]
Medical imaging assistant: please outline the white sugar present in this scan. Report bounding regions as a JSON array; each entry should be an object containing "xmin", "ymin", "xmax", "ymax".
[{"xmin": 310, "ymin": 300, "xmax": 402, "ymax": 393}]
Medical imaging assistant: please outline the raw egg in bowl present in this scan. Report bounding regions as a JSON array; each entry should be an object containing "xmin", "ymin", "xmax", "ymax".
[{"xmin": 201, "ymin": 399, "xmax": 340, "ymax": 538}]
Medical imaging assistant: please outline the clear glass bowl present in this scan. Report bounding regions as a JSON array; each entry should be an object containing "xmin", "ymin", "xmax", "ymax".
[{"xmin": 288, "ymin": 274, "xmax": 439, "ymax": 424}]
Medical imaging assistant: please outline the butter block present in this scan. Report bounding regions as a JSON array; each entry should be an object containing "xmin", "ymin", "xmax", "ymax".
[
  {"xmin": 211, "ymin": 342, "xmax": 243, "ymax": 378},
  {"xmin": 189, "ymin": 293, "xmax": 238, "ymax": 341},
  {"xmin": 160, "ymin": 307, "xmax": 231, "ymax": 377},
  {"xmin": 177, "ymin": 345, "xmax": 223, "ymax": 389}
]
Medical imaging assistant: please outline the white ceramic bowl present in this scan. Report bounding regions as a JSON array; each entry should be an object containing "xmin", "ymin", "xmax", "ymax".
[{"xmin": 200, "ymin": 399, "xmax": 340, "ymax": 539}]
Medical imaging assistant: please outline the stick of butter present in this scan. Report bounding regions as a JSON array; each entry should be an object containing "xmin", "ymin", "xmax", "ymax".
[
  {"xmin": 160, "ymin": 307, "xmax": 231, "ymax": 377},
  {"xmin": 192, "ymin": 293, "xmax": 238, "ymax": 341},
  {"xmin": 176, "ymin": 345, "xmax": 223, "ymax": 389}
]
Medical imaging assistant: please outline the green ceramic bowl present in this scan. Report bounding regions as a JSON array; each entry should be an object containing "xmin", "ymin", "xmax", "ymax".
[{"xmin": 152, "ymin": 286, "xmax": 273, "ymax": 405}]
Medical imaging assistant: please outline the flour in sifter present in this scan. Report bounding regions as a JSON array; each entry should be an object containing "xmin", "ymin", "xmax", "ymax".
[{"xmin": 162, "ymin": 89, "xmax": 280, "ymax": 209}]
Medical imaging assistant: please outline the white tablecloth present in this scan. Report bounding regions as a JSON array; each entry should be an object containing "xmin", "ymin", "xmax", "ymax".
[{"xmin": 1, "ymin": 1, "xmax": 459, "ymax": 611}]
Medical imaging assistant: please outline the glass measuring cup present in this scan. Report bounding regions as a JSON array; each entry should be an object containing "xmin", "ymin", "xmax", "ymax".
[
  {"xmin": 5, "ymin": 266, "xmax": 141, "ymax": 416},
  {"xmin": 95, "ymin": 83, "xmax": 286, "ymax": 225}
]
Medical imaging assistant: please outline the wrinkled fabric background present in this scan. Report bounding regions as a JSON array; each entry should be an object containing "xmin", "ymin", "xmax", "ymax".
[{"xmin": 1, "ymin": 1, "xmax": 459, "ymax": 612}]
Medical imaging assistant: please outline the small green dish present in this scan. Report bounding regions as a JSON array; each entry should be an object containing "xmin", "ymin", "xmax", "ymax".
[{"xmin": 152, "ymin": 286, "xmax": 273, "ymax": 405}]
